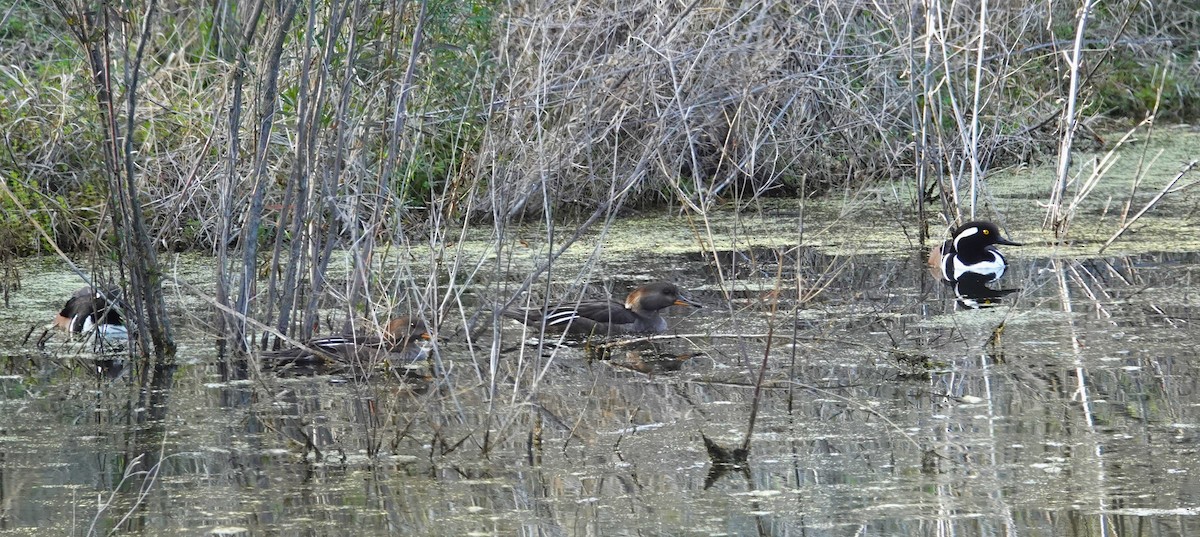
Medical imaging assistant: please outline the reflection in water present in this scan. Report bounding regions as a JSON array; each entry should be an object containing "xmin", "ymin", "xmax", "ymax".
[
  {"xmin": 701, "ymin": 433, "xmax": 750, "ymax": 489},
  {"xmin": 950, "ymin": 272, "xmax": 1021, "ymax": 309},
  {"xmin": 588, "ymin": 339, "xmax": 702, "ymax": 376},
  {"xmin": 2, "ymin": 251, "xmax": 1200, "ymax": 535}
]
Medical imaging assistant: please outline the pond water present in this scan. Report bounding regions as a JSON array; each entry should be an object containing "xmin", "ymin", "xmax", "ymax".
[
  {"xmin": 4, "ymin": 241, "xmax": 1199, "ymax": 536},
  {"xmin": 2, "ymin": 129, "xmax": 1200, "ymax": 536}
]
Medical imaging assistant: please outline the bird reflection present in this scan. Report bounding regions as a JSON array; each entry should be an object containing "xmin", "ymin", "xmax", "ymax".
[
  {"xmin": 952, "ymin": 273, "xmax": 1019, "ymax": 309},
  {"xmin": 588, "ymin": 340, "xmax": 701, "ymax": 376}
]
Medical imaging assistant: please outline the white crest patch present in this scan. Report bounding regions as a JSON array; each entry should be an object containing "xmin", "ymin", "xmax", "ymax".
[{"xmin": 953, "ymin": 226, "xmax": 980, "ymax": 252}]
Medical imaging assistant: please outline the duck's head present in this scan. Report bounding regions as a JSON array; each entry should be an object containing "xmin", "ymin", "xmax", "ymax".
[
  {"xmin": 625, "ymin": 282, "xmax": 702, "ymax": 312},
  {"xmin": 952, "ymin": 221, "xmax": 1021, "ymax": 251},
  {"xmin": 383, "ymin": 317, "xmax": 432, "ymax": 343}
]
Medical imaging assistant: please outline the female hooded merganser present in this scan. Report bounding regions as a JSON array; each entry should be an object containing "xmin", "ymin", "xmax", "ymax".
[
  {"xmin": 929, "ymin": 220, "xmax": 1022, "ymax": 283},
  {"xmin": 504, "ymin": 281, "xmax": 702, "ymax": 336},
  {"xmin": 265, "ymin": 317, "xmax": 432, "ymax": 367},
  {"xmin": 53, "ymin": 286, "xmax": 129, "ymax": 340}
]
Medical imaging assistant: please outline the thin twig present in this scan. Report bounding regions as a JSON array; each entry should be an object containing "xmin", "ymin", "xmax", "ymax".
[{"xmin": 1100, "ymin": 160, "xmax": 1198, "ymax": 253}]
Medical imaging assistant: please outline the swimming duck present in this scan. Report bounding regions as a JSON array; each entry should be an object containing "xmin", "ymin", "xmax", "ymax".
[
  {"xmin": 265, "ymin": 317, "xmax": 431, "ymax": 367},
  {"xmin": 53, "ymin": 286, "xmax": 129, "ymax": 340},
  {"xmin": 929, "ymin": 220, "xmax": 1021, "ymax": 283},
  {"xmin": 504, "ymin": 281, "xmax": 701, "ymax": 336}
]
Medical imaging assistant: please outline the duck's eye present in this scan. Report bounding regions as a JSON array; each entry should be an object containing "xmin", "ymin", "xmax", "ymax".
[{"xmin": 982, "ymin": 229, "xmax": 990, "ymax": 235}]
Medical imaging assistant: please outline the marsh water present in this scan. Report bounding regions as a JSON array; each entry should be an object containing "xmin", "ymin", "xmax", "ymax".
[{"xmin": 3, "ymin": 130, "xmax": 1200, "ymax": 536}]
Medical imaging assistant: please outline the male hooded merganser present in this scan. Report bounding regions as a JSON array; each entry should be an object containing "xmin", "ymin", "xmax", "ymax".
[
  {"xmin": 929, "ymin": 220, "xmax": 1022, "ymax": 283},
  {"xmin": 53, "ymin": 286, "xmax": 129, "ymax": 340},
  {"xmin": 504, "ymin": 281, "xmax": 702, "ymax": 336},
  {"xmin": 265, "ymin": 317, "xmax": 432, "ymax": 367}
]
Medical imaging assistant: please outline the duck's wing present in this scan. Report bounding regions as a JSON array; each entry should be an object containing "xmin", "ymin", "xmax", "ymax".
[
  {"xmin": 263, "ymin": 345, "xmax": 328, "ymax": 366},
  {"xmin": 263, "ymin": 333, "xmax": 382, "ymax": 366},
  {"xmin": 545, "ymin": 300, "xmax": 638, "ymax": 326}
]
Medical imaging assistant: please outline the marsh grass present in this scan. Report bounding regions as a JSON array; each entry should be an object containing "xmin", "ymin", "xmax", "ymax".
[{"xmin": 2, "ymin": 0, "xmax": 1199, "ymax": 521}]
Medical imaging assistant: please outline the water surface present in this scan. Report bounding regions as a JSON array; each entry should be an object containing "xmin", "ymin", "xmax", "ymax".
[
  {"xmin": 3, "ymin": 241, "xmax": 1198, "ymax": 536},
  {"xmin": 3, "ymin": 128, "xmax": 1200, "ymax": 535}
]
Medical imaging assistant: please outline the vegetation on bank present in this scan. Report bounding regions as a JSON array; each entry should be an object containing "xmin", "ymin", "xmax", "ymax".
[
  {"xmin": 0, "ymin": 0, "xmax": 1197, "ymax": 357},
  {"xmin": 0, "ymin": 0, "xmax": 1195, "ymax": 256}
]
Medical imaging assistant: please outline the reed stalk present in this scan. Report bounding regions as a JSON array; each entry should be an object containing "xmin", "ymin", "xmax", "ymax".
[{"xmin": 1047, "ymin": 0, "xmax": 1097, "ymax": 235}]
